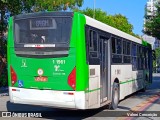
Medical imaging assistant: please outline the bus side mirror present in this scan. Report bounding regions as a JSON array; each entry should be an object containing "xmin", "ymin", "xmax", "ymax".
[{"xmin": 152, "ymin": 50, "xmax": 156, "ymax": 60}]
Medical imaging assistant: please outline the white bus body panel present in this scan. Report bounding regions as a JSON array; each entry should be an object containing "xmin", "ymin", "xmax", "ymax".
[
  {"xmin": 9, "ymin": 87, "xmax": 87, "ymax": 109},
  {"xmin": 111, "ymin": 65, "xmax": 144, "ymax": 100},
  {"xmin": 88, "ymin": 65, "xmax": 101, "ymax": 109}
]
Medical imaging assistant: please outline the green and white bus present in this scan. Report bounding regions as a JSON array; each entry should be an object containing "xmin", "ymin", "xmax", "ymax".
[{"xmin": 8, "ymin": 12, "xmax": 152, "ymax": 110}]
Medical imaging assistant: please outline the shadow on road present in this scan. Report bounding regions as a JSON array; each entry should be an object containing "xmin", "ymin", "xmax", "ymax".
[
  {"xmin": 117, "ymin": 106, "xmax": 130, "ymax": 111},
  {"xmin": 6, "ymin": 101, "xmax": 109, "ymax": 119},
  {"xmin": 153, "ymin": 77, "xmax": 160, "ymax": 81}
]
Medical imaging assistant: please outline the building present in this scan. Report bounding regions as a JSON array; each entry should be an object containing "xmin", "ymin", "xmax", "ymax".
[
  {"xmin": 143, "ymin": 0, "xmax": 160, "ymax": 49},
  {"xmin": 146, "ymin": 0, "xmax": 157, "ymax": 16}
]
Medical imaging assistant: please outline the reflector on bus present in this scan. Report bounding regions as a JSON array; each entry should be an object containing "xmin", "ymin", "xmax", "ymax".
[
  {"xmin": 68, "ymin": 67, "xmax": 76, "ymax": 90},
  {"xmin": 10, "ymin": 66, "xmax": 17, "ymax": 86}
]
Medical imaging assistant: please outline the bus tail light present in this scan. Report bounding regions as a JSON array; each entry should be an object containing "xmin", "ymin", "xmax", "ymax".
[
  {"xmin": 68, "ymin": 67, "xmax": 76, "ymax": 90},
  {"xmin": 10, "ymin": 66, "xmax": 17, "ymax": 86}
]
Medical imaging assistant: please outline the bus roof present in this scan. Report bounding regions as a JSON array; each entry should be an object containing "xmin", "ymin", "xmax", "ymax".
[{"xmin": 84, "ymin": 14, "xmax": 142, "ymax": 44}]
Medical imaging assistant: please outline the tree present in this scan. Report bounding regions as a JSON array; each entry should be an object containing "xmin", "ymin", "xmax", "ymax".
[
  {"xmin": 0, "ymin": 0, "xmax": 84, "ymax": 36},
  {"xmin": 77, "ymin": 8, "xmax": 140, "ymax": 38},
  {"xmin": 0, "ymin": 0, "xmax": 84, "ymax": 87},
  {"xmin": 0, "ymin": 0, "xmax": 84, "ymax": 53},
  {"xmin": 143, "ymin": 2, "xmax": 160, "ymax": 39},
  {"xmin": 22, "ymin": 0, "xmax": 83, "ymax": 12},
  {"xmin": 153, "ymin": 47, "xmax": 160, "ymax": 72}
]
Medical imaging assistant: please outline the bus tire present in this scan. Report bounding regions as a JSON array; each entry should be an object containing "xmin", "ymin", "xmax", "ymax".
[
  {"xmin": 110, "ymin": 82, "xmax": 119, "ymax": 110},
  {"xmin": 141, "ymin": 86, "xmax": 146, "ymax": 92}
]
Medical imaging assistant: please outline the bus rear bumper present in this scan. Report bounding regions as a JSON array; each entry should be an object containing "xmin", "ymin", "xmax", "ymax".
[{"xmin": 9, "ymin": 87, "xmax": 86, "ymax": 109}]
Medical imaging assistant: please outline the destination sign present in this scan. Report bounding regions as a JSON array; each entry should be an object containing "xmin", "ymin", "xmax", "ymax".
[{"xmin": 30, "ymin": 18, "xmax": 56, "ymax": 30}]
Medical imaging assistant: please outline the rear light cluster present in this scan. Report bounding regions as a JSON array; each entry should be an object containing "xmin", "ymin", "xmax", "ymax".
[
  {"xmin": 10, "ymin": 66, "xmax": 17, "ymax": 86},
  {"xmin": 63, "ymin": 92, "xmax": 74, "ymax": 95},
  {"xmin": 12, "ymin": 89, "xmax": 16, "ymax": 91},
  {"xmin": 68, "ymin": 67, "xmax": 76, "ymax": 90}
]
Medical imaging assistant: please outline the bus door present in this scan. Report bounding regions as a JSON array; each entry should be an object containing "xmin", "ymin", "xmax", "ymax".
[{"xmin": 99, "ymin": 36, "xmax": 111, "ymax": 103}]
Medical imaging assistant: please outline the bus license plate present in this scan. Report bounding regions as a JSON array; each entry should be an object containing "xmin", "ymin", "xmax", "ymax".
[{"xmin": 35, "ymin": 76, "xmax": 47, "ymax": 82}]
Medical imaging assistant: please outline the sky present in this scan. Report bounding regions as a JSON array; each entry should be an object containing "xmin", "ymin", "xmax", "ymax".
[{"xmin": 81, "ymin": 0, "xmax": 148, "ymax": 36}]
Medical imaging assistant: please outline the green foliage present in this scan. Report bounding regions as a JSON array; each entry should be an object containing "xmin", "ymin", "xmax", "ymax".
[
  {"xmin": 0, "ymin": 67, "xmax": 8, "ymax": 87},
  {"xmin": 153, "ymin": 47, "xmax": 160, "ymax": 68},
  {"xmin": 22, "ymin": 0, "xmax": 83, "ymax": 12},
  {"xmin": 0, "ymin": 0, "xmax": 84, "ymax": 32},
  {"xmin": 143, "ymin": 3, "xmax": 160, "ymax": 39},
  {"xmin": 77, "ymin": 8, "xmax": 140, "ymax": 38},
  {"xmin": 155, "ymin": 47, "xmax": 160, "ymax": 60}
]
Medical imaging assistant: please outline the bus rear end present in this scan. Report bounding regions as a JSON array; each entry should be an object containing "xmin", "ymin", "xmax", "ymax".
[{"xmin": 7, "ymin": 12, "xmax": 88, "ymax": 109}]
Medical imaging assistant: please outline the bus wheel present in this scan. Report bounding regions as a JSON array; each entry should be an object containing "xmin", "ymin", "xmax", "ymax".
[
  {"xmin": 110, "ymin": 82, "xmax": 119, "ymax": 110},
  {"xmin": 141, "ymin": 86, "xmax": 146, "ymax": 92}
]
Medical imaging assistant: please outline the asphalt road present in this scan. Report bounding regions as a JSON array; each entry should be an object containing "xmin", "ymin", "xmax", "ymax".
[{"xmin": 0, "ymin": 74, "xmax": 160, "ymax": 120}]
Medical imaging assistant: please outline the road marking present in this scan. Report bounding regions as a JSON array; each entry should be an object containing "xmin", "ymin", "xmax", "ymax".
[{"xmin": 116, "ymin": 92, "xmax": 160, "ymax": 120}]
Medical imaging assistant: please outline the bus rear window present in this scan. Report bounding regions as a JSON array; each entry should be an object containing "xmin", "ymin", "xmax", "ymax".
[{"xmin": 14, "ymin": 17, "xmax": 72, "ymax": 46}]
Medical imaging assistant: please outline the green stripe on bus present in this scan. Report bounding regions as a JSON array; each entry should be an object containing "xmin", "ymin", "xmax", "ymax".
[
  {"xmin": 85, "ymin": 88, "xmax": 101, "ymax": 93},
  {"xmin": 120, "ymin": 79, "xmax": 135, "ymax": 84},
  {"xmin": 120, "ymin": 78, "xmax": 144, "ymax": 84}
]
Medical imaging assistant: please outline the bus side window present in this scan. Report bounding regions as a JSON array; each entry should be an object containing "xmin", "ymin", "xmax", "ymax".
[
  {"xmin": 111, "ymin": 37, "xmax": 122, "ymax": 63},
  {"xmin": 132, "ymin": 43, "xmax": 137, "ymax": 70},
  {"xmin": 89, "ymin": 30, "xmax": 98, "ymax": 58},
  {"xmin": 138, "ymin": 46, "xmax": 143, "ymax": 70},
  {"xmin": 117, "ymin": 39, "xmax": 122, "ymax": 54},
  {"xmin": 142, "ymin": 47, "xmax": 145, "ymax": 69},
  {"xmin": 127, "ymin": 42, "xmax": 131, "ymax": 55},
  {"xmin": 112, "ymin": 37, "xmax": 116, "ymax": 54},
  {"xmin": 85, "ymin": 27, "xmax": 100, "ymax": 65},
  {"xmin": 123, "ymin": 40, "xmax": 131, "ymax": 63}
]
